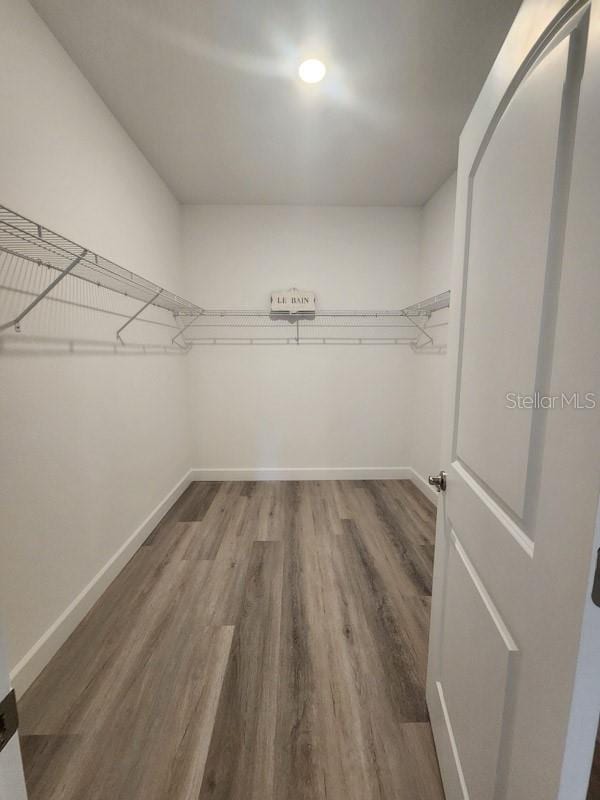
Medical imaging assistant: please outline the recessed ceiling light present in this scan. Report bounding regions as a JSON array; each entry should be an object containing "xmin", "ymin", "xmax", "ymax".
[{"xmin": 298, "ymin": 58, "xmax": 326, "ymax": 84}]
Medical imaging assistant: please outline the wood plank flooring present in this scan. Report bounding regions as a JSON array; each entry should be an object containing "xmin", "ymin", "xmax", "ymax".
[{"xmin": 18, "ymin": 480, "xmax": 445, "ymax": 800}]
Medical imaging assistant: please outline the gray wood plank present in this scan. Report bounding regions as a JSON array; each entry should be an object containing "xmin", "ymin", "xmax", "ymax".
[{"xmin": 199, "ymin": 541, "xmax": 284, "ymax": 800}]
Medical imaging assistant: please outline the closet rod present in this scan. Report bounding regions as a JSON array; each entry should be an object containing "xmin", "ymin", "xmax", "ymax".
[{"xmin": 186, "ymin": 337, "xmax": 448, "ymax": 348}]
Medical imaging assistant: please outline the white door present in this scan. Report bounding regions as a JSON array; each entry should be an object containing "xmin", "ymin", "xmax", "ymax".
[
  {"xmin": 426, "ymin": 1, "xmax": 600, "ymax": 799},
  {"xmin": 0, "ymin": 628, "xmax": 27, "ymax": 800}
]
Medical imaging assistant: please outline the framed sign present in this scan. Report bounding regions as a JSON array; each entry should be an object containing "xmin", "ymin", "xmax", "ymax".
[{"xmin": 270, "ymin": 288, "xmax": 316, "ymax": 314}]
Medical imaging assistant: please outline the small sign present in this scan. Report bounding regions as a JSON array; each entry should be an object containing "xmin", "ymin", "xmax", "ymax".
[{"xmin": 270, "ymin": 288, "xmax": 316, "ymax": 314}]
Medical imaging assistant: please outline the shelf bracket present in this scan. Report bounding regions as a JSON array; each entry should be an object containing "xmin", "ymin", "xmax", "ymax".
[
  {"xmin": 172, "ymin": 312, "xmax": 201, "ymax": 349},
  {"xmin": 0, "ymin": 249, "xmax": 87, "ymax": 333},
  {"xmin": 116, "ymin": 290, "xmax": 163, "ymax": 344},
  {"xmin": 402, "ymin": 311, "xmax": 434, "ymax": 349}
]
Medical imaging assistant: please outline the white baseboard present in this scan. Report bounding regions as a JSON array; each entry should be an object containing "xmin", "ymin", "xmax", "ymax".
[
  {"xmin": 189, "ymin": 467, "xmax": 415, "ymax": 481},
  {"xmin": 408, "ymin": 467, "xmax": 440, "ymax": 501},
  {"xmin": 10, "ymin": 469, "xmax": 194, "ymax": 698},
  {"xmin": 190, "ymin": 468, "xmax": 439, "ymax": 501}
]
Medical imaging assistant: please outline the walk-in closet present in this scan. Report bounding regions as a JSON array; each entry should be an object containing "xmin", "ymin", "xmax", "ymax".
[{"xmin": 1, "ymin": 1, "xmax": 600, "ymax": 799}]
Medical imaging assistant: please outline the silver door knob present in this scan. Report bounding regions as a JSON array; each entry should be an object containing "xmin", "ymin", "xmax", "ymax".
[{"xmin": 428, "ymin": 470, "xmax": 447, "ymax": 492}]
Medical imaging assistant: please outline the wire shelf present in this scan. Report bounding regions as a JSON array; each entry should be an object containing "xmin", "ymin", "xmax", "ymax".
[
  {"xmin": 182, "ymin": 291, "xmax": 450, "ymax": 346},
  {"xmin": 185, "ymin": 291, "xmax": 451, "ymax": 321},
  {"xmin": 0, "ymin": 205, "xmax": 203, "ymax": 318}
]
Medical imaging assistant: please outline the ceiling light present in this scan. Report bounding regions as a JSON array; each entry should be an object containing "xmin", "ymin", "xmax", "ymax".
[{"xmin": 298, "ymin": 59, "xmax": 326, "ymax": 84}]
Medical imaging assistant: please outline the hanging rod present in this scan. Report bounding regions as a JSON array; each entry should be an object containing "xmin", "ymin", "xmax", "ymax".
[
  {"xmin": 188, "ymin": 337, "xmax": 448, "ymax": 349},
  {"xmin": 0, "ymin": 205, "xmax": 203, "ymax": 325},
  {"xmin": 0, "ymin": 333, "xmax": 187, "ymax": 356}
]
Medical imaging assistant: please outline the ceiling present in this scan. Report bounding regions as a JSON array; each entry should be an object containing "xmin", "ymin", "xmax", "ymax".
[{"xmin": 30, "ymin": 0, "xmax": 521, "ymax": 206}]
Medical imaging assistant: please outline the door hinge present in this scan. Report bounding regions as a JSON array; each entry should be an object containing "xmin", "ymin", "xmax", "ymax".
[
  {"xmin": 592, "ymin": 548, "xmax": 600, "ymax": 608},
  {"xmin": 0, "ymin": 690, "xmax": 19, "ymax": 754}
]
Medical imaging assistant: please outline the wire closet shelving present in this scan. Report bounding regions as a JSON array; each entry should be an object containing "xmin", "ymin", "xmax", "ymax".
[
  {"xmin": 0, "ymin": 205, "xmax": 449, "ymax": 351},
  {"xmin": 0, "ymin": 205, "xmax": 203, "ymax": 352},
  {"xmin": 177, "ymin": 291, "xmax": 450, "ymax": 348}
]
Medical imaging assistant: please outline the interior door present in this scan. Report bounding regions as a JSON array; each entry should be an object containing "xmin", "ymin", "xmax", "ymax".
[
  {"xmin": 0, "ymin": 627, "xmax": 27, "ymax": 800},
  {"xmin": 426, "ymin": 2, "xmax": 600, "ymax": 799}
]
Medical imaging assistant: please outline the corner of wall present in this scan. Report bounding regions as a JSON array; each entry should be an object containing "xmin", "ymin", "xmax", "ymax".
[{"xmin": 408, "ymin": 171, "xmax": 457, "ymax": 486}]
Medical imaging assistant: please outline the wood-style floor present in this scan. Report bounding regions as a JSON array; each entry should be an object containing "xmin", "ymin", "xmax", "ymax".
[{"xmin": 18, "ymin": 480, "xmax": 445, "ymax": 800}]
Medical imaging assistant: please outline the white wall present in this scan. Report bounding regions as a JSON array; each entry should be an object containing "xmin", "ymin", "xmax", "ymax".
[
  {"xmin": 0, "ymin": 0, "xmax": 180, "ymax": 290},
  {"xmin": 0, "ymin": 0, "xmax": 192, "ymax": 692},
  {"xmin": 181, "ymin": 193, "xmax": 457, "ymax": 480},
  {"xmin": 410, "ymin": 173, "xmax": 456, "ymax": 488},
  {"xmin": 182, "ymin": 205, "xmax": 421, "ymax": 474}
]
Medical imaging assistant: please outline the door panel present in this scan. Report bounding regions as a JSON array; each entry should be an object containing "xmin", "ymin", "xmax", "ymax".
[
  {"xmin": 438, "ymin": 531, "xmax": 518, "ymax": 800},
  {"xmin": 427, "ymin": 2, "xmax": 600, "ymax": 799},
  {"xmin": 456, "ymin": 36, "xmax": 570, "ymax": 522}
]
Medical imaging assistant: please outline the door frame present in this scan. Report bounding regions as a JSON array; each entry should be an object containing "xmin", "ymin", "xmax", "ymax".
[
  {"xmin": 0, "ymin": 622, "xmax": 27, "ymax": 800},
  {"xmin": 426, "ymin": 1, "xmax": 600, "ymax": 797}
]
